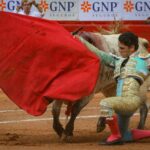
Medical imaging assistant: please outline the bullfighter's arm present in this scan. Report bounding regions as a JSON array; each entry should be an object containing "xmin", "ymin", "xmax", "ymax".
[{"xmin": 77, "ymin": 36, "xmax": 116, "ymax": 67}]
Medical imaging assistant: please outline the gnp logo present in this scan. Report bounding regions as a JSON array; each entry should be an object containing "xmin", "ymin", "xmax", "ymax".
[
  {"xmin": 123, "ymin": 0, "xmax": 150, "ymax": 12},
  {"xmin": 81, "ymin": 0, "xmax": 118, "ymax": 13},
  {"xmin": 0, "ymin": 0, "xmax": 48, "ymax": 12},
  {"xmin": 0, "ymin": 0, "xmax": 21, "ymax": 11}
]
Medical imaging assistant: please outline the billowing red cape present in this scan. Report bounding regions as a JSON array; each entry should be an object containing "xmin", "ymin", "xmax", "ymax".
[{"xmin": 0, "ymin": 12, "xmax": 100, "ymax": 116}]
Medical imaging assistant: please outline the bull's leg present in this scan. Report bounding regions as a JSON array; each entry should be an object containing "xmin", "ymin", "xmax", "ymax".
[
  {"xmin": 62, "ymin": 96, "xmax": 93, "ymax": 142},
  {"xmin": 52, "ymin": 100, "xmax": 64, "ymax": 137},
  {"xmin": 138, "ymin": 102, "xmax": 149, "ymax": 129},
  {"xmin": 138, "ymin": 78, "xmax": 149, "ymax": 129}
]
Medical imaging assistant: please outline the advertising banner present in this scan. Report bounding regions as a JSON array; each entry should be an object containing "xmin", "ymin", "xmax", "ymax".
[{"xmin": 0, "ymin": 0, "xmax": 150, "ymax": 20}]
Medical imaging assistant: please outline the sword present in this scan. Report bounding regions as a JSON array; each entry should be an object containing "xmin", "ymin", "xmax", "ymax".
[{"xmin": 72, "ymin": 27, "xmax": 83, "ymax": 35}]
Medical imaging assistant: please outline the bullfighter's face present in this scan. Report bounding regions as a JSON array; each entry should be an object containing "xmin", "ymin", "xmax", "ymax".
[{"xmin": 118, "ymin": 41, "xmax": 135, "ymax": 58}]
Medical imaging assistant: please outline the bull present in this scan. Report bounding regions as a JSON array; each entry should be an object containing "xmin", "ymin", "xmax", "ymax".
[{"xmin": 51, "ymin": 32, "xmax": 150, "ymax": 142}]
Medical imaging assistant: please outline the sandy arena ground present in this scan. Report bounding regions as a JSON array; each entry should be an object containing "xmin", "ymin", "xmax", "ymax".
[{"xmin": 0, "ymin": 90, "xmax": 150, "ymax": 150}]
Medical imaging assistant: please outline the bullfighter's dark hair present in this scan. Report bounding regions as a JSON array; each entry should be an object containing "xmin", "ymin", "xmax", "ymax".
[{"xmin": 119, "ymin": 32, "xmax": 139, "ymax": 50}]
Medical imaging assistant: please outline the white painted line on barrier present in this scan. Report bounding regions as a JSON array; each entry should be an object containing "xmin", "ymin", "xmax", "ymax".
[{"xmin": 0, "ymin": 113, "xmax": 149, "ymax": 124}]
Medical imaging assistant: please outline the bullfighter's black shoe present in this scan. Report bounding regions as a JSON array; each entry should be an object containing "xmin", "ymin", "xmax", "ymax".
[{"xmin": 98, "ymin": 138, "xmax": 124, "ymax": 145}]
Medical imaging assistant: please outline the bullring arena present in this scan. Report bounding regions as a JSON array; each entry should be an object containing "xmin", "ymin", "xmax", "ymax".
[
  {"xmin": 0, "ymin": 18, "xmax": 150, "ymax": 150},
  {"xmin": 0, "ymin": 89, "xmax": 150, "ymax": 150},
  {"xmin": 1, "ymin": 0, "xmax": 150, "ymax": 149}
]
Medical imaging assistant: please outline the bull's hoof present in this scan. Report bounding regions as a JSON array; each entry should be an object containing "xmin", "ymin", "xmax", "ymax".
[
  {"xmin": 53, "ymin": 124, "xmax": 64, "ymax": 137},
  {"xmin": 60, "ymin": 133, "xmax": 73, "ymax": 143},
  {"xmin": 137, "ymin": 123, "xmax": 144, "ymax": 129},
  {"xmin": 97, "ymin": 117, "xmax": 106, "ymax": 133}
]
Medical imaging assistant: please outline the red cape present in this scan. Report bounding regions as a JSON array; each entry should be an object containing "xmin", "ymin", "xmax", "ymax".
[{"xmin": 0, "ymin": 12, "xmax": 100, "ymax": 116}]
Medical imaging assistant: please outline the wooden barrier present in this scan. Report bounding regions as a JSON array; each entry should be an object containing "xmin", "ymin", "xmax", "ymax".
[{"xmin": 58, "ymin": 21, "xmax": 150, "ymax": 44}]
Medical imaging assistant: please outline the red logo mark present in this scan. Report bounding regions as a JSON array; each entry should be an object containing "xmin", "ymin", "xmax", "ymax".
[
  {"xmin": 0, "ymin": 0, "xmax": 6, "ymax": 11},
  {"xmin": 81, "ymin": 0, "xmax": 91, "ymax": 12},
  {"xmin": 39, "ymin": 0, "xmax": 48, "ymax": 12},
  {"xmin": 124, "ymin": 0, "xmax": 134, "ymax": 12}
]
